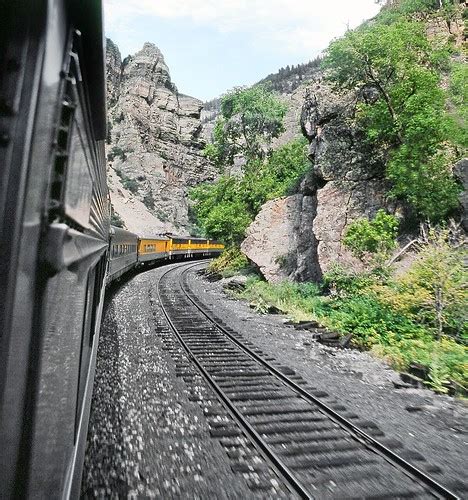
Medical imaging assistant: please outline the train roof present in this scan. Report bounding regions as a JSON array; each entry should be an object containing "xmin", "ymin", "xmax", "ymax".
[
  {"xmin": 138, "ymin": 235, "xmax": 170, "ymax": 241},
  {"xmin": 110, "ymin": 226, "xmax": 139, "ymax": 239}
]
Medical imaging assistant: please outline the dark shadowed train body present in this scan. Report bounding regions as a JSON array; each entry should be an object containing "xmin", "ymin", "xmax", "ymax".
[{"xmin": 0, "ymin": 1, "xmax": 222, "ymax": 498}]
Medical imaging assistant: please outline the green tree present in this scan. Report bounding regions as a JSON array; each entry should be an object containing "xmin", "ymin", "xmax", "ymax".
[
  {"xmin": 204, "ymin": 85, "xmax": 287, "ymax": 169},
  {"xmin": 192, "ymin": 139, "xmax": 309, "ymax": 244},
  {"xmin": 323, "ymin": 19, "xmax": 460, "ymax": 221},
  {"xmin": 190, "ymin": 177, "xmax": 251, "ymax": 244},
  {"xmin": 446, "ymin": 62, "xmax": 468, "ymax": 150}
]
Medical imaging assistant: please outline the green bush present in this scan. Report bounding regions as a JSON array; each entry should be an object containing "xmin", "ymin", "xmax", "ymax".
[
  {"xmin": 191, "ymin": 138, "xmax": 309, "ymax": 244},
  {"xmin": 239, "ymin": 257, "xmax": 467, "ymax": 394},
  {"xmin": 321, "ymin": 294, "xmax": 429, "ymax": 348},
  {"xmin": 143, "ymin": 192, "xmax": 156, "ymax": 210},
  {"xmin": 447, "ymin": 62, "xmax": 468, "ymax": 150},
  {"xmin": 121, "ymin": 176, "xmax": 139, "ymax": 194},
  {"xmin": 343, "ymin": 210, "xmax": 399, "ymax": 262},
  {"xmin": 107, "ymin": 146, "xmax": 127, "ymax": 162},
  {"xmin": 110, "ymin": 209, "xmax": 125, "ymax": 228},
  {"xmin": 208, "ymin": 246, "xmax": 250, "ymax": 277},
  {"xmin": 374, "ymin": 337, "xmax": 467, "ymax": 392},
  {"xmin": 374, "ymin": 226, "xmax": 468, "ymax": 339},
  {"xmin": 322, "ymin": 264, "xmax": 383, "ymax": 296},
  {"xmin": 241, "ymin": 279, "xmax": 324, "ymax": 319}
]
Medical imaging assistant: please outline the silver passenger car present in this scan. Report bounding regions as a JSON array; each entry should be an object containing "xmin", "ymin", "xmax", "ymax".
[{"xmin": 108, "ymin": 227, "xmax": 139, "ymax": 281}]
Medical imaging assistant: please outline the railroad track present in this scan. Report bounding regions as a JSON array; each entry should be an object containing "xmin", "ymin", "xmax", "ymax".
[{"xmin": 156, "ymin": 261, "xmax": 460, "ymax": 499}]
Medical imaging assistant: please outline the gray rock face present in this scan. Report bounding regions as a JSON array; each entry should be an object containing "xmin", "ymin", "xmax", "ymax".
[
  {"xmin": 241, "ymin": 195, "xmax": 319, "ymax": 283},
  {"xmin": 106, "ymin": 40, "xmax": 216, "ymax": 234},
  {"xmin": 242, "ymin": 76, "xmax": 393, "ymax": 281}
]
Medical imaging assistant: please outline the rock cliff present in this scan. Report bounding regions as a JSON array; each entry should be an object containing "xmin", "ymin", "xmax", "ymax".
[
  {"xmin": 106, "ymin": 39, "xmax": 216, "ymax": 234},
  {"xmin": 242, "ymin": 76, "xmax": 394, "ymax": 281},
  {"xmin": 241, "ymin": 5, "xmax": 468, "ymax": 282}
]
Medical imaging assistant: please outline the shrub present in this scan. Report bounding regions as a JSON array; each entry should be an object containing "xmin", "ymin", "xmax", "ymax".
[
  {"xmin": 107, "ymin": 146, "xmax": 127, "ymax": 162},
  {"xmin": 322, "ymin": 264, "xmax": 383, "ymax": 296},
  {"xmin": 343, "ymin": 210, "xmax": 399, "ymax": 262},
  {"xmin": 110, "ymin": 209, "xmax": 125, "ymax": 228},
  {"xmin": 143, "ymin": 192, "xmax": 155, "ymax": 210},
  {"xmin": 208, "ymin": 246, "xmax": 250, "ymax": 277},
  {"xmin": 375, "ymin": 225, "xmax": 467, "ymax": 339},
  {"xmin": 241, "ymin": 279, "xmax": 325, "ymax": 321},
  {"xmin": 121, "ymin": 176, "xmax": 139, "ymax": 194},
  {"xmin": 240, "ymin": 269, "xmax": 467, "ymax": 393},
  {"xmin": 447, "ymin": 62, "xmax": 468, "ymax": 149},
  {"xmin": 374, "ymin": 337, "xmax": 467, "ymax": 393},
  {"xmin": 321, "ymin": 294, "xmax": 429, "ymax": 349}
]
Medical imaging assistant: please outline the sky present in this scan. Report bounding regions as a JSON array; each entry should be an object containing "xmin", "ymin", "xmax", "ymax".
[{"xmin": 103, "ymin": 0, "xmax": 382, "ymax": 101}]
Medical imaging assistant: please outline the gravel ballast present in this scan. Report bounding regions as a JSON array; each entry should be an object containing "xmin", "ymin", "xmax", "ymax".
[{"xmin": 82, "ymin": 263, "xmax": 257, "ymax": 499}]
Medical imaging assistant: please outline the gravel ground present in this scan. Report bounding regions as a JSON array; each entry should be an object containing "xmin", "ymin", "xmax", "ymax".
[
  {"xmin": 82, "ymin": 263, "xmax": 260, "ymax": 499},
  {"xmin": 83, "ymin": 260, "xmax": 468, "ymax": 498},
  {"xmin": 187, "ymin": 263, "xmax": 468, "ymax": 495}
]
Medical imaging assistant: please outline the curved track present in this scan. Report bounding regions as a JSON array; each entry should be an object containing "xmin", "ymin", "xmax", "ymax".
[{"xmin": 157, "ymin": 261, "xmax": 459, "ymax": 499}]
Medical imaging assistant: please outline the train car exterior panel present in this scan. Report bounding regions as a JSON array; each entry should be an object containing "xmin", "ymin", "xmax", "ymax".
[
  {"xmin": 0, "ymin": 1, "xmax": 224, "ymax": 496},
  {"xmin": 108, "ymin": 227, "xmax": 138, "ymax": 281},
  {"xmin": 0, "ymin": 2, "xmax": 110, "ymax": 497},
  {"xmin": 138, "ymin": 237, "xmax": 169, "ymax": 262}
]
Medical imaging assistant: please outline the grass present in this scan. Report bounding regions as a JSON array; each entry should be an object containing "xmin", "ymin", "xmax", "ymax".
[
  {"xmin": 207, "ymin": 246, "xmax": 250, "ymax": 277},
  {"xmin": 239, "ymin": 277, "xmax": 467, "ymax": 395}
]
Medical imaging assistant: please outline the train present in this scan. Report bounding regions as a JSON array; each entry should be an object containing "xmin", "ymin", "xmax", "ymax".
[
  {"xmin": 109, "ymin": 228, "xmax": 224, "ymax": 281},
  {"xmin": 0, "ymin": 1, "xmax": 223, "ymax": 498}
]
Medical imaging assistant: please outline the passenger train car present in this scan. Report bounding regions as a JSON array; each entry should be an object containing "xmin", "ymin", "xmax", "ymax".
[
  {"xmin": 108, "ymin": 228, "xmax": 224, "ymax": 281},
  {"xmin": 0, "ymin": 1, "xmax": 223, "ymax": 498}
]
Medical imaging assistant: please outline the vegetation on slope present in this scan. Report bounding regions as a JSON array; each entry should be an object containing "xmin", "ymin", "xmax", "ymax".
[
  {"xmin": 323, "ymin": 3, "xmax": 465, "ymax": 221},
  {"xmin": 191, "ymin": 137, "xmax": 309, "ymax": 244},
  {"xmin": 193, "ymin": 0, "xmax": 467, "ymax": 394},
  {"xmin": 191, "ymin": 85, "xmax": 309, "ymax": 245},
  {"xmin": 241, "ymin": 220, "xmax": 467, "ymax": 394}
]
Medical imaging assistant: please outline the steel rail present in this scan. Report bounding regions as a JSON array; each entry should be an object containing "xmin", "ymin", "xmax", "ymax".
[
  {"xmin": 178, "ymin": 262, "xmax": 460, "ymax": 500},
  {"xmin": 156, "ymin": 262, "xmax": 314, "ymax": 499}
]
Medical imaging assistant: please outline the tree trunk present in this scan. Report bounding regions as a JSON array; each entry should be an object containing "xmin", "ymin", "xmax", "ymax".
[{"xmin": 435, "ymin": 286, "xmax": 443, "ymax": 339}]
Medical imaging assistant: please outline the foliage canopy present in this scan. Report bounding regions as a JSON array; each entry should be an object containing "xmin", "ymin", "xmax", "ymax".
[
  {"xmin": 323, "ymin": 17, "xmax": 461, "ymax": 221},
  {"xmin": 343, "ymin": 210, "xmax": 399, "ymax": 262},
  {"xmin": 192, "ymin": 138, "xmax": 309, "ymax": 244},
  {"xmin": 204, "ymin": 85, "xmax": 287, "ymax": 169}
]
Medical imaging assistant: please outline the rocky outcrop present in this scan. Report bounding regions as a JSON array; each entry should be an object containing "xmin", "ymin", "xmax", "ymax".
[
  {"xmin": 242, "ymin": 76, "xmax": 393, "ymax": 281},
  {"xmin": 106, "ymin": 40, "xmax": 216, "ymax": 234},
  {"xmin": 425, "ymin": 14, "xmax": 466, "ymax": 47},
  {"xmin": 241, "ymin": 195, "xmax": 319, "ymax": 283}
]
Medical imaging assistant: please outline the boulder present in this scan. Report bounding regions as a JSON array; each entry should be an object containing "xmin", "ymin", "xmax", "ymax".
[{"xmin": 241, "ymin": 194, "xmax": 321, "ymax": 282}]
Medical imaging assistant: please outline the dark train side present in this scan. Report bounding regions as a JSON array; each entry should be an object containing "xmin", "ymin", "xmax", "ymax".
[{"xmin": 0, "ymin": 1, "xmax": 223, "ymax": 498}]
